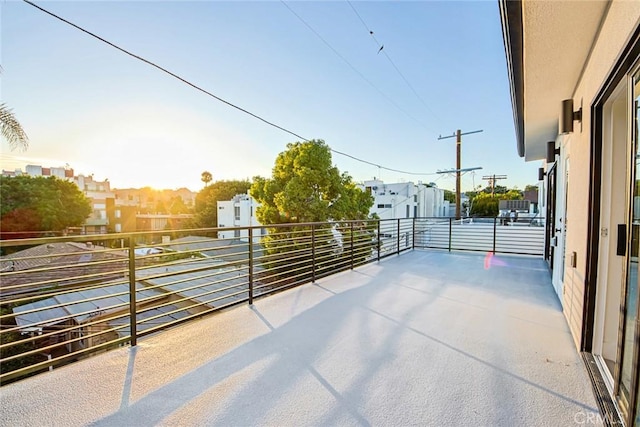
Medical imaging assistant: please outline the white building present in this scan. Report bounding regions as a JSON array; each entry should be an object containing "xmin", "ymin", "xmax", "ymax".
[
  {"xmin": 217, "ymin": 193, "xmax": 265, "ymax": 242},
  {"xmin": 361, "ymin": 179, "xmax": 448, "ymax": 220},
  {"xmin": 25, "ymin": 164, "xmax": 73, "ymax": 180}
]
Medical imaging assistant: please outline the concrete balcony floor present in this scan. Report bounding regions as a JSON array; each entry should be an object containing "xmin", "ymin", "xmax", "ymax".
[{"xmin": 0, "ymin": 251, "xmax": 599, "ymax": 427}]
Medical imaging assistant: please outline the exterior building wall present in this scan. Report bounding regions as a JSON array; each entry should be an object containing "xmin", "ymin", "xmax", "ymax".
[
  {"xmin": 361, "ymin": 180, "xmax": 447, "ymax": 220},
  {"xmin": 112, "ymin": 188, "xmax": 196, "ymax": 213},
  {"xmin": 75, "ymin": 175, "xmax": 114, "ymax": 235},
  {"xmin": 416, "ymin": 185, "xmax": 446, "ymax": 217},
  {"xmin": 553, "ymin": 1, "xmax": 640, "ymax": 348},
  {"xmin": 217, "ymin": 193, "xmax": 264, "ymax": 242},
  {"xmin": 136, "ymin": 214, "xmax": 193, "ymax": 232}
]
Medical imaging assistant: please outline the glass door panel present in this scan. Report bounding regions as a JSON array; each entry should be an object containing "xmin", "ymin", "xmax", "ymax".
[{"xmin": 622, "ymin": 68, "xmax": 640, "ymax": 423}]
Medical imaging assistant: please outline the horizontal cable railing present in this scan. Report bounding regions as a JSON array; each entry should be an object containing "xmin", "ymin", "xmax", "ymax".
[
  {"xmin": 0, "ymin": 216, "xmax": 544, "ymax": 384},
  {"xmin": 414, "ymin": 217, "xmax": 544, "ymax": 256}
]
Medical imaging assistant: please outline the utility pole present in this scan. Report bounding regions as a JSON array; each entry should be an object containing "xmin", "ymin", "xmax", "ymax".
[
  {"xmin": 482, "ymin": 174, "xmax": 508, "ymax": 196},
  {"xmin": 438, "ymin": 129, "xmax": 483, "ymax": 219}
]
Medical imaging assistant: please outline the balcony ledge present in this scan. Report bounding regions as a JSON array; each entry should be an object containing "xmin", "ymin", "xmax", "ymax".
[{"xmin": 0, "ymin": 250, "xmax": 599, "ymax": 426}]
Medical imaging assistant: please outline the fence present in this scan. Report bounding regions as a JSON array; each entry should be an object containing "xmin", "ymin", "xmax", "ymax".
[{"xmin": 0, "ymin": 217, "xmax": 544, "ymax": 384}]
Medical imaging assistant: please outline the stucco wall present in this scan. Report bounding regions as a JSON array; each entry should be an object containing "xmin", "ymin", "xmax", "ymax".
[{"xmin": 562, "ymin": 1, "xmax": 640, "ymax": 348}]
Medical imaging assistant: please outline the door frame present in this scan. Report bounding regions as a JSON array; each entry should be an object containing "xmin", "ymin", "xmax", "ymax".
[{"xmin": 583, "ymin": 24, "xmax": 640, "ymax": 426}]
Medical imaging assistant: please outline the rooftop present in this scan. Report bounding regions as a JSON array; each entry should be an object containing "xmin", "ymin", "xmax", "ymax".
[{"xmin": 0, "ymin": 250, "xmax": 598, "ymax": 426}]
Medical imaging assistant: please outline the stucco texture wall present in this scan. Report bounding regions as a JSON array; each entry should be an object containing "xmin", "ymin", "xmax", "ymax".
[{"xmin": 563, "ymin": 1, "xmax": 640, "ymax": 349}]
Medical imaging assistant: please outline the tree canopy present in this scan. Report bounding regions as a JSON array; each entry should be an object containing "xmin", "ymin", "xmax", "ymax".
[
  {"xmin": 250, "ymin": 140, "xmax": 373, "ymax": 224},
  {"xmin": 189, "ymin": 179, "xmax": 252, "ymax": 228},
  {"xmin": 201, "ymin": 171, "xmax": 212, "ymax": 187},
  {"xmin": 469, "ymin": 189, "xmax": 523, "ymax": 217},
  {"xmin": 1, "ymin": 176, "xmax": 92, "ymax": 237}
]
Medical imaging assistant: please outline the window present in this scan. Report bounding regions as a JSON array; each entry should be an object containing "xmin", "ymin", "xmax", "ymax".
[
  {"xmin": 115, "ymin": 210, "xmax": 121, "ymax": 218},
  {"xmin": 234, "ymin": 206, "xmax": 240, "ymax": 220},
  {"xmin": 234, "ymin": 230, "xmax": 240, "ymax": 238},
  {"xmin": 406, "ymin": 205, "xmax": 410, "ymax": 218},
  {"xmin": 377, "ymin": 204, "xmax": 392, "ymax": 209},
  {"xmin": 219, "ymin": 206, "xmax": 224, "ymax": 210}
]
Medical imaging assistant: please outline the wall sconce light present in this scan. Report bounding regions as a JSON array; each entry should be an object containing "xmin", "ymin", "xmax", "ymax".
[
  {"xmin": 546, "ymin": 141, "xmax": 560, "ymax": 163},
  {"xmin": 560, "ymin": 98, "xmax": 582, "ymax": 134},
  {"xmin": 538, "ymin": 167, "xmax": 546, "ymax": 181}
]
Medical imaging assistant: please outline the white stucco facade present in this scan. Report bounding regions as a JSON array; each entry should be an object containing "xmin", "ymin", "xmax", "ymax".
[
  {"xmin": 217, "ymin": 193, "xmax": 265, "ymax": 242},
  {"xmin": 360, "ymin": 179, "xmax": 448, "ymax": 220}
]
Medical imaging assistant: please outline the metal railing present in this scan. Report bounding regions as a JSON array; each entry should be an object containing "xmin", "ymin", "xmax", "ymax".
[{"xmin": 0, "ymin": 217, "xmax": 544, "ymax": 384}]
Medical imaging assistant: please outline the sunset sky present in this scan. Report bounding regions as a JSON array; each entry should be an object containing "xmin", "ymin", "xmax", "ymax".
[{"xmin": 1, "ymin": 1, "xmax": 541, "ymax": 191}]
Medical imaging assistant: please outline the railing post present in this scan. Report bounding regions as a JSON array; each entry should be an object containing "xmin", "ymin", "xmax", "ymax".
[
  {"xmin": 350, "ymin": 222, "xmax": 354, "ymax": 270},
  {"xmin": 492, "ymin": 217, "xmax": 497, "ymax": 254},
  {"xmin": 127, "ymin": 235, "xmax": 137, "ymax": 347},
  {"xmin": 397, "ymin": 219, "xmax": 401, "ymax": 255},
  {"xmin": 412, "ymin": 218, "xmax": 416, "ymax": 250},
  {"xmin": 448, "ymin": 218, "xmax": 452, "ymax": 252},
  {"xmin": 249, "ymin": 227, "xmax": 254, "ymax": 305},
  {"xmin": 377, "ymin": 220, "xmax": 381, "ymax": 262},
  {"xmin": 311, "ymin": 224, "xmax": 316, "ymax": 283}
]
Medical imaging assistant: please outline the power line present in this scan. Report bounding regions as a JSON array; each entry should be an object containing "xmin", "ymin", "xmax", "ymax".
[
  {"xmin": 346, "ymin": 1, "xmax": 444, "ymax": 127},
  {"xmin": 280, "ymin": 1, "xmax": 433, "ymax": 133},
  {"xmin": 23, "ymin": 0, "xmax": 440, "ymax": 178}
]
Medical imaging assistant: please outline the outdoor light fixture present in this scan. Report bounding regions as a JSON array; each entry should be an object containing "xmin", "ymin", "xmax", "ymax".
[
  {"xmin": 546, "ymin": 141, "xmax": 560, "ymax": 163},
  {"xmin": 560, "ymin": 98, "xmax": 582, "ymax": 134},
  {"xmin": 538, "ymin": 167, "xmax": 546, "ymax": 181}
]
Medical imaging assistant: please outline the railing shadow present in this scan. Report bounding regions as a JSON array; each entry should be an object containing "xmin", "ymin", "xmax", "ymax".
[{"xmin": 88, "ymin": 252, "xmax": 594, "ymax": 426}]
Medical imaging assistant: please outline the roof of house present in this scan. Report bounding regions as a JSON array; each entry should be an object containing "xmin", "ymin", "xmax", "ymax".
[
  {"xmin": 13, "ymin": 282, "xmax": 165, "ymax": 329},
  {"xmin": 136, "ymin": 259, "xmax": 259, "ymax": 308},
  {"xmin": 12, "ymin": 259, "xmax": 262, "ymax": 334},
  {"xmin": 0, "ymin": 242, "xmax": 129, "ymax": 296},
  {"xmin": 165, "ymin": 235, "xmax": 255, "ymax": 261}
]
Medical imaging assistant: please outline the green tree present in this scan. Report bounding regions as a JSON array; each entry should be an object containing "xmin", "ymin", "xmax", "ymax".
[
  {"xmin": 168, "ymin": 196, "xmax": 190, "ymax": 215},
  {"xmin": 251, "ymin": 140, "xmax": 372, "ymax": 223},
  {"xmin": 1, "ymin": 176, "xmax": 92, "ymax": 237},
  {"xmin": 201, "ymin": 171, "xmax": 212, "ymax": 187},
  {"xmin": 469, "ymin": 188, "xmax": 524, "ymax": 217},
  {"xmin": 250, "ymin": 140, "xmax": 374, "ymax": 280},
  {"xmin": 189, "ymin": 179, "xmax": 252, "ymax": 228},
  {"xmin": 443, "ymin": 189, "xmax": 456, "ymax": 203}
]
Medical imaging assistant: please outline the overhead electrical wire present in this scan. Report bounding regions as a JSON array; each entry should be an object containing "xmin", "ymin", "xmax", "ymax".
[
  {"xmin": 22, "ymin": 0, "xmax": 439, "ymax": 177},
  {"xmin": 280, "ymin": 0, "xmax": 434, "ymax": 133},
  {"xmin": 346, "ymin": 0, "xmax": 445, "ymax": 128}
]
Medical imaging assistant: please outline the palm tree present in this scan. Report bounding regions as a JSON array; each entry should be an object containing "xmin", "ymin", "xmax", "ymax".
[
  {"xmin": 0, "ymin": 103, "xmax": 29, "ymax": 151},
  {"xmin": 201, "ymin": 171, "xmax": 212, "ymax": 187}
]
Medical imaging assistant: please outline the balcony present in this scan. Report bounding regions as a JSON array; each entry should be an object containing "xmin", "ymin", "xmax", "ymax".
[{"xmin": 0, "ymin": 219, "xmax": 598, "ymax": 425}]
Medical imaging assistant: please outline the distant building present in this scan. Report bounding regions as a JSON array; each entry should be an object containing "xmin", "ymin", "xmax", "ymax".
[
  {"xmin": 3, "ymin": 165, "xmax": 198, "ymax": 234},
  {"xmin": 136, "ymin": 214, "xmax": 193, "ymax": 232},
  {"xmin": 360, "ymin": 179, "xmax": 448, "ymax": 220},
  {"xmin": 217, "ymin": 193, "xmax": 265, "ymax": 242},
  {"xmin": 75, "ymin": 174, "xmax": 114, "ymax": 234},
  {"xmin": 113, "ymin": 188, "xmax": 196, "ymax": 213}
]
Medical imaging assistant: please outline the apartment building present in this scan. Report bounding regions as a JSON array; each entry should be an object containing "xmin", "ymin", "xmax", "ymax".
[
  {"xmin": 74, "ymin": 174, "xmax": 114, "ymax": 234},
  {"xmin": 217, "ymin": 193, "xmax": 265, "ymax": 242},
  {"xmin": 361, "ymin": 179, "xmax": 448, "ymax": 220},
  {"xmin": 500, "ymin": 1, "xmax": 640, "ymax": 424}
]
